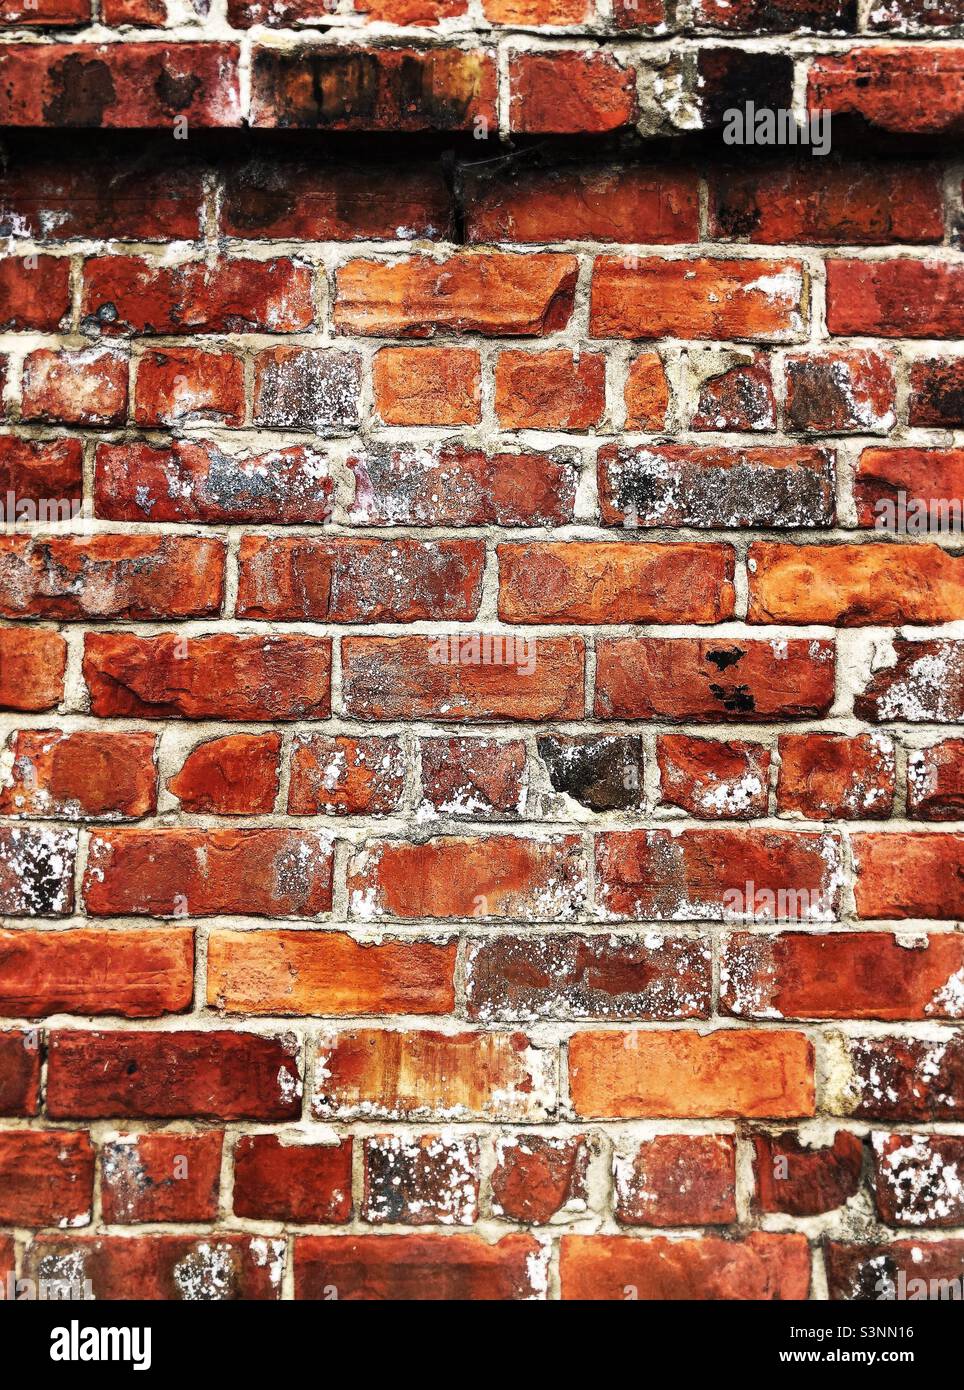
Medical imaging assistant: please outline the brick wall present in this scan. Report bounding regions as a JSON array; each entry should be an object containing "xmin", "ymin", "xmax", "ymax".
[{"xmin": 0, "ymin": 2, "xmax": 962, "ymax": 1302}]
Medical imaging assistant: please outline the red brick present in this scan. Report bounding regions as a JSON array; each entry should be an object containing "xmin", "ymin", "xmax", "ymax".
[
  {"xmin": 253, "ymin": 346, "xmax": 360, "ymax": 431},
  {"xmin": 612, "ymin": 0, "xmax": 665, "ymax": 24},
  {"xmin": 0, "ymin": 0, "xmax": 90, "ymax": 25},
  {"xmin": 722, "ymin": 931, "xmax": 964, "ymax": 1021},
  {"xmin": 785, "ymin": 350, "xmax": 896, "ymax": 433},
  {"xmin": 0, "ymin": 1029, "xmax": 41, "ymax": 1116},
  {"xmin": 420, "ymin": 737, "xmax": 526, "ymax": 818},
  {"xmin": 0, "ymin": 436, "xmax": 82, "ymax": 519},
  {"xmin": 313, "ymin": 1029, "xmax": 556, "ymax": 1122},
  {"xmin": 908, "ymin": 358, "xmax": 964, "ymax": 427},
  {"xmin": 220, "ymin": 160, "xmax": 452, "ymax": 240},
  {"xmin": 908, "ymin": 741, "xmax": 964, "ymax": 821},
  {"xmin": 81, "ymin": 255, "xmax": 313, "ymax": 335},
  {"xmin": 84, "ymin": 828, "xmax": 333, "ymax": 919},
  {"xmin": 569, "ymin": 1029, "xmax": 815, "ymax": 1119},
  {"xmin": 0, "ymin": 1131, "xmax": 92, "ymax": 1228},
  {"xmin": 748, "ymin": 542, "xmax": 964, "ymax": 626},
  {"xmin": 134, "ymin": 347, "xmax": 244, "ymax": 427},
  {"xmin": 464, "ymin": 166, "xmax": 699, "ymax": 245},
  {"xmin": 0, "ymin": 158, "xmax": 203, "ymax": 241},
  {"xmin": 347, "ymin": 834, "xmax": 585, "ymax": 921},
  {"xmin": 595, "ymin": 637, "xmax": 835, "ymax": 721},
  {"xmin": 691, "ymin": 355, "xmax": 776, "ymax": 432},
  {"xmin": 868, "ymin": 0, "xmax": 962, "ymax": 27},
  {"xmin": 825, "ymin": 1238, "xmax": 964, "ymax": 1301},
  {"xmin": 21, "ymin": 346, "xmax": 128, "ymax": 425},
  {"xmin": 336, "ymin": 252, "xmax": 577, "ymax": 338},
  {"xmin": 827, "ymin": 259, "xmax": 964, "ymax": 337},
  {"xmin": 777, "ymin": 732, "xmax": 895, "ymax": 819},
  {"xmin": 237, "ymin": 536, "xmax": 484, "ymax": 623},
  {"xmin": 26, "ymin": 1233, "xmax": 284, "ymax": 1300},
  {"xmin": 342, "ymin": 634, "xmax": 585, "ymax": 722},
  {"xmin": 0, "ymin": 629, "xmax": 66, "ymax": 711},
  {"xmin": 0, "ymin": 43, "xmax": 242, "ymax": 128},
  {"xmin": 101, "ymin": 1132, "xmax": 223, "ymax": 1225},
  {"xmin": 855, "ymin": 639, "xmax": 964, "ymax": 724},
  {"xmin": 693, "ymin": 0, "xmax": 856, "ymax": 29},
  {"xmin": 624, "ymin": 352, "xmax": 670, "ymax": 429},
  {"xmin": 498, "ymin": 540, "xmax": 734, "ymax": 625},
  {"xmin": 873, "ymin": 1133, "xmax": 964, "ymax": 1227},
  {"xmin": 295, "ymin": 1234, "xmax": 542, "ymax": 1300},
  {"xmin": 491, "ymin": 1135, "xmax": 590, "ymax": 1223},
  {"xmin": 363, "ymin": 1135, "xmax": 479, "ymax": 1225},
  {"xmin": 597, "ymin": 827, "xmax": 842, "ymax": 922},
  {"xmin": 509, "ymin": 51, "xmax": 636, "ymax": 134},
  {"xmin": 709, "ymin": 162, "xmax": 942, "ymax": 244},
  {"xmin": 836, "ymin": 1034, "xmax": 964, "ymax": 1122},
  {"xmin": 168, "ymin": 734, "xmax": 280, "ymax": 816},
  {"xmin": 83, "ymin": 632, "xmax": 331, "ymax": 721},
  {"xmin": 288, "ymin": 734, "xmax": 405, "ymax": 816},
  {"xmin": 853, "ymin": 832, "xmax": 964, "ymax": 920},
  {"xmin": 494, "ymin": 349, "xmax": 605, "ymax": 430},
  {"xmin": 373, "ymin": 347, "xmax": 481, "ymax": 426},
  {"xmin": 536, "ymin": 734, "xmax": 646, "ymax": 813},
  {"xmin": 349, "ymin": 442, "xmax": 577, "ymax": 526},
  {"xmin": 0, "ymin": 825, "xmax": 76, "ymax": 917},
  {"xmin": 0, "ymin": 928, "xmax": 191, "ymax": 1018},
  {"xmin": 465, "ymin": 933, "xmax": 711, "ymax": 1022},
  {"xmin": 809, "ymin": 46, "xmax": 964, "ymax": 136},
  {"xmin": 0, "ymin": 254, "xmax": 70, "ymax": 330},
  {"xmin": 46, "ymin": 1029, "xmax": 302, "ymax": 1121},
  {"xmin": 208, "ymin": 929, "xmax": 456, "ymax": 1016},
  {"xmin": 752, "ymin": 1130, "xmax": 864, "ymax": 1216},
  {"xmin": 560, "ymin": 1232, "xmax": 810, "ymax": 1299},
  {"xmin": 657, "ymin": 735, "xmax": 771, "ymax": 819},
  {"xmin": 250, "ymin": 45, "xmax": 496, "ymax": 133},
  {"xmin": 95, "ymin": 440, "xmax": 333, "ymax": 525},
  {"xmin": 591, "ymin": 257, "xmax": 805, "ymax": 341},
  {"xmin": 0, "ymin": 730, "xmax": 157, "ymax": 820},
  {"xmin": 0, "ymin": 535, "xmax": 224, "ymax": 622},
  {"xmin": 233, "ymin": 1135, "xmax": 351, "ymax": 1224},
  {"xmin": 614, "ymin": 1135, "xmax": 737, "ymax": 1227},
  {"xmin": 854, "ymin": 448, "xmax": 964, "ymax": 528},
  {"xmin": 598, "ymin": 443, "xmax": 835, "ymax": 529}
]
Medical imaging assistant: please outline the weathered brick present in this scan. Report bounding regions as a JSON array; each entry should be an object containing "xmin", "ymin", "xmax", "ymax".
[
  {"xmin": 0, "ymin": 157, "xmax": 203, "ymax": 241},
  {"xmin": 84, "ymin": 632, "xmax": 331, "ymax": 721},
  {"xmin": 0, "ymin": 729, "xmax": 156, "ymax": 820},
  {"xmin": 0, "ymin": 254, "xmax": 70, "ymax": 330},
  {"xmin": 624, "ymin": 352, "xmax": 670, "ymax": 428},
  {"xmin": 464, "ymin": 933, "xmax": 711, "ymax": 1021},
  {"xmin": 777, "ymin": 733, "xmax": 895, "ymax": 819},
  {"xmin": 722, "ymin": 931, "xmax": 964, "ymax": 1020},
  {"xmin": 313, "ymin": 1029, "xmax": 557, "ymax": 1122},
  {"xmin": 854, "ymin": 448, "xmax": 964, "ymax": 529},
  {"xmin": 825, "ymin": 1238, "xmax": 964, "ymax": 1301},
  {"xmin": 347, "ymin": 834, "xmax": 585, "ymax": 921},
  {"xmin": 373, "ymin": 347, "xmax": 481, "ymax": 426},
  {"xmin": 26, "ymin": 1233, "xmax": 284, "ymax": 1300},
  {"xmin": 0, "ymin": 629, "xmax": 67, "ymax": 711},
  {"xmin": 295, "ymin": 1234, "xmax": 542, "ymax": 1300},
  {"xmin": 809, "ymin": 47, "xmax": 964, "ymax": 136},
  {"xmin": 498, "ymin": 541, "xmax": 735, "ymax": 624},
  {"xmin": 908, "ymin": 741, "xmax": 964, "ymax": 821},
  {"xmin": 420, "ymin": 737, "xmax": 527, "ymax": 818},
  {"xmin": 657, "ymin": 735, "xmax": 771, "ymax": 819},
  {"xmin": 363, "ymin": 1135, "xmax": 480, "ymax": 1225},
  {"xmin": 752, "ymin": 1130, "xmax": 864, "ymax": 1215},
  {"xmin": 491, "ymin": 1135, "xmax": 590, "ymax": 1224},
  {"xmin": 827, "ymin": 259, "xmax": 964, "ymax": 338},
  {"xmin": 690, "ymin": 354, "xmax": 776, "ymax": 432},
  {"xmin": 0, "ymin": 825, "xmax": 76, "ymax": 917},
  {"xmin": 342, "ymin": 635, "xmax": 585, "ymax": 722},
  {"xmin": 833, "ymin": 1034, "xmax": 964, "ymax": 1122},
  {"xmin": 101, "ymin": 1133, "xmax": 223, "ymax": 1224},
  {"xmin": 853, "ymin": 832, "xmax": 964, "ymax": 920},
  {"xmin": 167, "ymin": 734, "xmax": 280, "ymax": 816},
  {"xmin": 595, "ymin": 637, "xmax": 835, "ymax": 721},
  {"xmin": 0, "ymin": 535, "xmax": 225, "ymax": 622},
  {"xmin": 237, "ymin": 536, "xmax": 484, "ymax": 623},
  {"xmin": 908, "ymin": 358, "xmax": 964, "ymax": 427},
  {"xmin": 0, "ymin": 1029, "xmax": 41, "ymax": 1116},
  {"xmin": 288, "ymin": 734, "xmax": 405, "ymax": 816},
  {"xmin": 134, "ymin": 347, "xmax": 244, "ymax": 428},
  {"xmin": 509, "ymin": 50, "xmax": 637, "ymax": 133},
  {"xmin": 494, "ymin": 349, "xmax": 605, "ymax": 430},
  {"xmin": 335, "ymin": 252, "xmax": 578, "ymax": 338},
  {"xmin": 784, "ymin": 350, "xmax": 896, "ymax": 434},
  {"xmin": 873, "ymin": 1133, "xmax": 964, "ymax": 1227},
  {"xmin": 855, "ymin": 639, "xmax": 964, "ymax": 724},
  {"xmin": 598, "ymin": 444, "xmax": 835, "ymax": 529},
  {"xmin": 207, "ymin": 930, "xmax": 455, "ymax": 1016},
  {"xmin": 253, "ymin": 346, "xmax": 360, "ymax": 432},
  {"xmin": 21, "ymin": 345, "xmax": 128, "ymax": 425},
  {"xmin": 0, "ymin": 927, "xmax": 191, "ymax": 1019},
  {"xmin": 614, "ymin": 1135, "xmax": 737, "ymax": 1226},
  {"xmin": 0, "ymin": 436, "xmax": 83, "ymax": 519},
  {"xmin": 536, "ymin": 734, "xmax": 645, "ymax": 813},
  {"xmin": 84, "ymin": 828, "xmax": 333, "ymax": 919}
]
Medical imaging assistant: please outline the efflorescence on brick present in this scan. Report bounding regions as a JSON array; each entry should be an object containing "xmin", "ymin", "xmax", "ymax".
[{"xmin": 0, "ymin": 0, "xmax": 962, "ymax": 1306}]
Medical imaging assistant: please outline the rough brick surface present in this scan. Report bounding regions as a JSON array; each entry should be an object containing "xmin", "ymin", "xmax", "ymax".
[{"xmin": 0, "ymin": 4, "xmax": 963, "ymax": 1305}]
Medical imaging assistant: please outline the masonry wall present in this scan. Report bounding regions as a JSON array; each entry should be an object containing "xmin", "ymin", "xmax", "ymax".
[{"xmin": 0, "ymin": 2, "xmax": 962, "ymax": 1302}]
